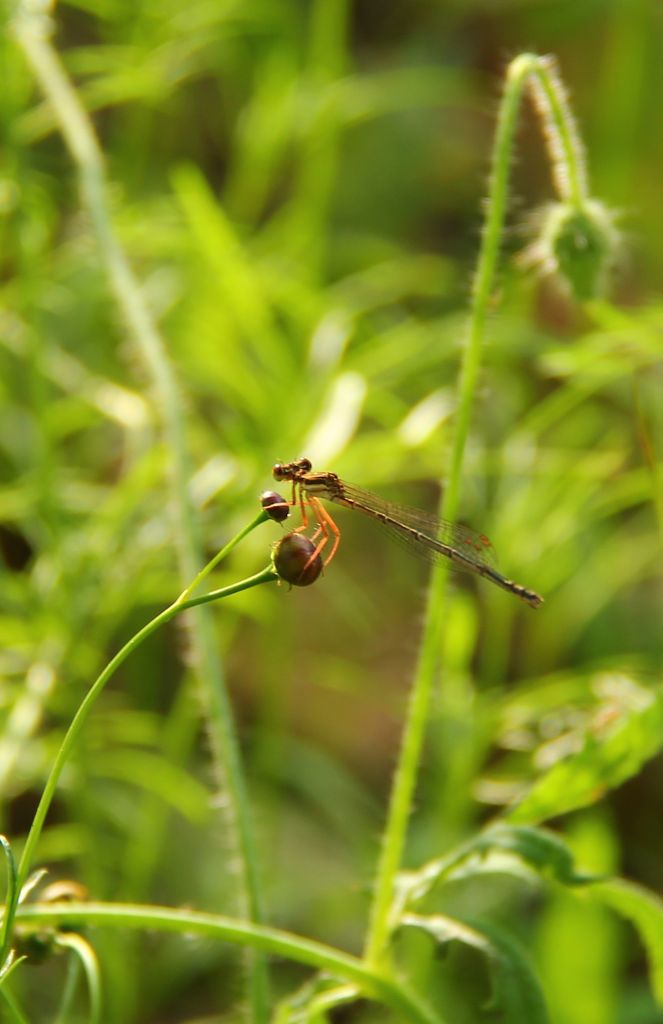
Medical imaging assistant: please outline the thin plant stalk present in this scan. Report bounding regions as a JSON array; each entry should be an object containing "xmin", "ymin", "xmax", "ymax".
[
  {"xmin": 364, "ymin": 53, "xmax": 587, "ymax": 966},
  {"xmin": 16, "ymin": 902, "xmax": 444, "ymax": 1024},
  {"xmin": 53, "ymin": 933, "xmax": 102, "ymax": 1024},
  {"xmin": 10, "ymin": 8, "xmax": 270, "ymax": 1020}
]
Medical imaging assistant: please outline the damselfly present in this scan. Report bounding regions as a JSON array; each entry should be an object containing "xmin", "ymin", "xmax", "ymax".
[{"xmin": 272, "ymin": 458, "xmax": 543, "ymax": 608}]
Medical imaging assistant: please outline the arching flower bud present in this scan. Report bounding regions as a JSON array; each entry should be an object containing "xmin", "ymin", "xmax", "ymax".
[{"xmin": 522, "ymin": 199, "xmax": 620, "ymax": 300}]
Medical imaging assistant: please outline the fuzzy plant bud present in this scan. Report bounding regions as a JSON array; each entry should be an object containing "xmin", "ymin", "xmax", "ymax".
[{"xmin": 522, "ymin": 199, "xmax": 620, "ymax": 301}]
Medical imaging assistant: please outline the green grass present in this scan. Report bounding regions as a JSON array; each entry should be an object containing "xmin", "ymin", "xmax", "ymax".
[{"xmin": 1, "ymin": 1, "xmax": 662, "ymax": 1022}]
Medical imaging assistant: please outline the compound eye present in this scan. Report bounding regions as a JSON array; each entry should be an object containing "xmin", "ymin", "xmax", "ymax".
[{"xmin": 272, "ymin": 463, "xmax": 284, "ymax": 480}]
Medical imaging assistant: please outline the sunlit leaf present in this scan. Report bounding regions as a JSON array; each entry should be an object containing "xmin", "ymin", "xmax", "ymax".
[{"xmin": 507, "ymin": 684, "xmax": 663, "ymax": 824}]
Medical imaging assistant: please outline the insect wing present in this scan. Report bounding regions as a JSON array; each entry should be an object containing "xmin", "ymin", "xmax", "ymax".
[{"xmin": 332, "ymin": 482, "xmax": 499, "ymax": 572}]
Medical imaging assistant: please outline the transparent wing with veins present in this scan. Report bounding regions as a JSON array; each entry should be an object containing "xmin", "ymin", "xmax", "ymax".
[{"xmin": 319, "ymin": 480, "xmax": 500, "ymax": 573}]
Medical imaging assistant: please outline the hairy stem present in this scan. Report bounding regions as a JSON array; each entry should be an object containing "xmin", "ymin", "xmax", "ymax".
[{"xmin": 364, "ymin": 53, "xmax": 576, "ymax": 966}]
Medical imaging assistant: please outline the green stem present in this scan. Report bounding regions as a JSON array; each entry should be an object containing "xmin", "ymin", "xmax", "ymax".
[
  {"xmin": 364, "ymin": 53, "xmax": 567, "ymax": 967},
  {"xmin": 1, "ymin": 563, "xmax": 278, "ymax": 962},
  {"xmin": 16, "ymin": 903, "xmax": 443, "ymax": 1024},
  {"xmin": 11, "ymin": 9, "xmax": 272, "ymax": 1019},
  {"xmin": 176, "ymin": 510, "xmax": 270, "ymax": 603},
  {"xmin": 53, "ymin": 933, "xmax": 102, "ymax": 1024},
  {"xmin": 522, "ymin": 54, "xmax": 589, "ymax": 207}
]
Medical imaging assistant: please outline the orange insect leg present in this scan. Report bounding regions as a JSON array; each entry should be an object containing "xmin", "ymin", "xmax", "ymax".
[
  {"xmin": 298, "ymin": 496, "xmax": 330, "ymax": 570},
  {"xmin": 311, "ymin": 498, "xmax": 341, "ymax": 566}
]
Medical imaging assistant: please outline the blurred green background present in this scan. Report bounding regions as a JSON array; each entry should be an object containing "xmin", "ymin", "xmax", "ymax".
[{"xmin": 1, "ymin": 0, "xmax": 662, "ymax": 1021}]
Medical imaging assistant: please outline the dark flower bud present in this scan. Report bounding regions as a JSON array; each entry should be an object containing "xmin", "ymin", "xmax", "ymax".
[
  {"xmin": 273, "ymin": 533, "xmax": 323, "ymax": 587},
  {"xmin": 261, "ymin": 490, "xmax": 290, "ymax": 523}
]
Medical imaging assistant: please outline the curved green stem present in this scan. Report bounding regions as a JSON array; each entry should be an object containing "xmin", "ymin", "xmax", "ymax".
[
  {"xmin": 16, "ymin": 902, "xmax": 443, "ymax": 1024},
  {"xmin": 176, "ymin": 509, "xmax": 271, "ymax": 603},
  {"xmin": 521, "ymin": 53, "xmax": 589, "ymax": 207},
  {"xmin": 53, "ymin": 933, "xmax": 102, "ymax": 1024},
  {"xmin": 0, "ymin": 558, "xmax": 278, "ymax": 964}
]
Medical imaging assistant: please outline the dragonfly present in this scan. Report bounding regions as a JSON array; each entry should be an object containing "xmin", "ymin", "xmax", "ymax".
[{"xmin": 272, "ymin": 457, "xmax": 543, "ymax": 608}]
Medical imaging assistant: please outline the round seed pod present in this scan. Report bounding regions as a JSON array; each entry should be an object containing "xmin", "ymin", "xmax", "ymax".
[
  {"xmin": 273, "ymin": 533, "xmax": 323, "ymax": 586},
  {"xmin": 261, "ymin": 490, "xmax": 290, "ymax": 522}
]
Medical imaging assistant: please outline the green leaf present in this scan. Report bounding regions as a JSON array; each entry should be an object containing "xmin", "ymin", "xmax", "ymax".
[
  {"xmin": 0, "ymin": 835, "xmax": 17, "ymax": 911},
  {"xmin": 398, "ymin": 824, "xmax": 592, "ymax": 909},
  {"xmin": 0, "ymin": 952, "xmax": 28, "ymax": 988},
  {"xmin": 463, "ymin": 824, "xmax": 594, "ymax": 884},
  {"xmin": 586, "ymin": 879, "xmax": 663, "ymax": 1005},
  {"xmin": 401, "ymin": 912, "xmax": 550, "ymax": 1023},
  {"xmin": 507, "ymin": 685, "xmax": 663, "ymax": 824}
]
